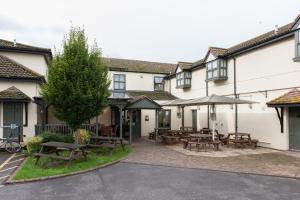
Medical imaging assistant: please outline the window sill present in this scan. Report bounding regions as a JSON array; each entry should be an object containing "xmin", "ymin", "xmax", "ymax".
[
  {"xmin": 293, "ymin": 57, "xmax": 300, "ymax": 62},
  {"xmin": 176, "ymin": 85, "xmax": 191, "ymax": 89}
]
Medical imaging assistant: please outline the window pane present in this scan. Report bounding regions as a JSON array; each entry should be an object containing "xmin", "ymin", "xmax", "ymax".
[
  {"xmin": 119, "ymin": 83, "xmax": 125, "ymax": 90},
  {"xmin": 213, "ymin": 70, "xmax": 218, "ymax": 77},
  {"xmin": 119, "ymin": 75, "xmax": 125, "ymax": 82},
  {"xmin": 212, "ymin": 61, "xmax": 218, "ymax": 69},
  {"xmin": 297, "ymin": 43, "xmax": 300, "ymax": 57},
  {"xmin": 207, "ymin": 72, "xmax": 212, "ymax": 79}
]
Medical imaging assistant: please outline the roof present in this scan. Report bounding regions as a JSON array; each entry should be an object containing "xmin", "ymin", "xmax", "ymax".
[
  {"xmin": 267, "ymin": 89, "xmax": 300, "ymax": 107},
  {"xmin": 126, "ymin": 95, "xmax": 161, "ymax": 109},
  {"xmin": 170, "ymin": 15, "xmax": 299, "ymax": 72},
  {"xmin": 127, "ymin": 90, "xmax": 177, "ymax": 101},
  {"xmin": 177, "ymin": 61, "xmax": 193, "ymax": 70},
  {"xmin": 0, "ymin": 38, "xmax": 51, "ymax": 54},
  {"xmin": 103, "ymin": 57, "xmax": 177, "ymax": 74},
  {"xmin": 0, "ymin": 86, "xmax": 31, "ymax": 102},
  {"xmin": 0, "ymin": 54, "xmax": 43, "ymax": 80},
  {"xmin": 162, "ymin": 94, "xmax": 255, "ymax": 106}
]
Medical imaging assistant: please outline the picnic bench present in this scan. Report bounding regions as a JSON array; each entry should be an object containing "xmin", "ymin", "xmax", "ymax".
[
  {"xmin": 87, "ymin": 136, "xmax": 125, "ymax": 149},
  {"xmin": 34, "ymin": 142, "xmax": 88, "ymax": 166},
  {"xmin": 227, "ymin": 133, "xmax": 258, "ymax": 149},
  {"xmin": 161, "ymin": 135, "xmax": 179, "ymax": 144}
]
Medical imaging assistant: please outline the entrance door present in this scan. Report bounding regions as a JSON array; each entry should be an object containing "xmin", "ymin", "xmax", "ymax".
[
  {"xmin": 131, "ymin": 110, "xmax": 141, "ymax": 140},
  {"xmin": 3, "ymin": 102, "xmax": 23, "ymax": 138},
  {"xmin": 192, "ymin": 110, "xmax": 197, "ymax": 131},
  {"xmin": 289, "ymin": 107, "xmax": 300, "ymax": 150}
]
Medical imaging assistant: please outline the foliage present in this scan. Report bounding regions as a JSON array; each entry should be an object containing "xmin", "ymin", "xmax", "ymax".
[
  {"xmin": 26, "ymin": 136, "xmax": 43, "ymax": 154},
  {"xmin": 40, "ymin": 132, "xmax": 74, "ymax": 143},
  {"xmin": 73, "ymin": 129, "xmax": 91, "ymax": 144},
  {"xmin": 13, "ymin": 146, "xmax": 132, "ymax": 180},
  {"xmin": 41, "ymin": 27, "xmax": 110, "ymax": 131}
]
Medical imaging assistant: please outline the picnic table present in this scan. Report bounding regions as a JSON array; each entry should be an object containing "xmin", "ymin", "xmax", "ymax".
[
  {"xmin": 88, "ymin": 136, "xmax": 125, "ymax": 149},
  {"xmin": 34, "ymin": 142, "xmax": 88, "ymax": 166},
  {"xmin": 227, "ymin": 133, "xmax": 258, "ymax": 148},
  {"xmin": 184, "ymin": 134, "xmax": 220, "ymax": 151}
]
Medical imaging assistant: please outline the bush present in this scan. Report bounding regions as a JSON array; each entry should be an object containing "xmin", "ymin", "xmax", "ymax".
[
  {"xmin": 26, "ymin": 136, "xmax": 43, "ymax": 154},
  {"xmin": 39, "ymin": 132, "xmax": 74, "ymax": 143},
  {"xmin": 74, "ymin": 129, "xmax": 91, "ymax": 144}
]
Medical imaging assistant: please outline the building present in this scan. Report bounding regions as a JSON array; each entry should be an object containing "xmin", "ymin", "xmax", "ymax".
[
  {"xmin": 0, "ymin": 39, "xmax": 51, "ymax": 141},
  {"xmin": 1, "ymin": 14, "xmax": 300, "ymax": 151}
]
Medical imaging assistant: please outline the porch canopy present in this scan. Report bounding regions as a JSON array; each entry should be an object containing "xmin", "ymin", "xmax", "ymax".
[
  {"xmin": 109, "ymin": 91, "xmax": 162, "ymax": 143},
  {"xmin": 267, "ymin": 88, "xmax": 300, "ymax": 133},
  {"xmin": 162, "ymin": 94, "xmax": 256, "ymax": 138}
]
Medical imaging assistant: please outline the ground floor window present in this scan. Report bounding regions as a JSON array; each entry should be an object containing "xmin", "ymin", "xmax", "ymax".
[{"xmin": 158, "ymin": 109, "xmax": 171, "ymax": 128}]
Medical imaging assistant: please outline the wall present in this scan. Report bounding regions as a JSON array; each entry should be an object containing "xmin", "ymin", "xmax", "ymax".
[
  {"xmin": 108, "ymin": 71, "xmax": 166, "ymax": 91},
  {"xmin": 0, "ymin": 52, "xmax": 48, "ymax": 76}
]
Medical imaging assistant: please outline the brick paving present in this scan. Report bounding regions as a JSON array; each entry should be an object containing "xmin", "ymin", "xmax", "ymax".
[{"xmin": 124, "ymin": 138, "xmax": 300, "ymax": 178}]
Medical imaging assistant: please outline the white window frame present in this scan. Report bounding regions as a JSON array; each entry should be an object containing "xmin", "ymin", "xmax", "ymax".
[{"xmin": 154, "ymin": 76, "xmax": 164, "ymax": 91}]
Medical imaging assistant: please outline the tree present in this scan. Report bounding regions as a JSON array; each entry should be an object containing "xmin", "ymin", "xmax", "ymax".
[{"xmin": 42, "ymin": 27, "xmax": 110, "ymax": 140}]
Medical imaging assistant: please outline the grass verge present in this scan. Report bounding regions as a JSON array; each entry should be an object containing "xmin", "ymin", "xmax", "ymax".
[{"xmin": 13, "ymin": 146, "xmax": 131, "ymax": 180}]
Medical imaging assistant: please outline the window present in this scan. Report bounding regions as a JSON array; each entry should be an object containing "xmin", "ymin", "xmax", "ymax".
[
  {"xmin": 114, "ymin": 74, "xmax": 125, "ymax": 90},
  {"xmin": 206, "ymin": 59, "xmax": 227, "ymax": 81},
  {"xmin": 296, "ymin": 31, "xmax": 300, "ymax": 58},
  {"xmin": 176, "ymin": 71, "xmax": 191, "ymax": 88},
  {"xmin": 158, "ymin": 109, "xmax": 171, "ymax": 128},
  {"xmin": 154, "ymin": 76, "xmax": 164, "ymax": 91}
]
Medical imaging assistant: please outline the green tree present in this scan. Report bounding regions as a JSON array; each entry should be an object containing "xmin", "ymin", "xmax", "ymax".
[{"xmin": 42, "ymin": 27, "xmax": 110, "ymax": 141}]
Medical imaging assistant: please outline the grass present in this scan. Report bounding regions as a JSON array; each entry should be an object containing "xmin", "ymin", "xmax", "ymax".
[{"xmin": 13, "ymin": 146, "xmax": 131, "ymax": 180}]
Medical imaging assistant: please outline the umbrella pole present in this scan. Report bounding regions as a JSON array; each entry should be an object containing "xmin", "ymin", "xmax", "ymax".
[{"xmin": 211, "ymin": 104, "xmax": 215, "ymax": 141}]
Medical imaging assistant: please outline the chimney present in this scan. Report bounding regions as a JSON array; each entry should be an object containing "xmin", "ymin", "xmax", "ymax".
[
  {"xmin": 274, "ymin": 25, "xmax": 279, "ymax": 34},
  {"xmin": 13, "ymin": 39, "xmax": 17, "ymax": 47}
]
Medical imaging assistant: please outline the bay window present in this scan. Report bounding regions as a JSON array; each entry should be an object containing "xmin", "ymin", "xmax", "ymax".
[
  {"xmin": 296, "ymin": 30, "xmax": 300, "ymax": 59},
  {"xmin": 206, "ymin": 59, "xmax": 227, "ymax": 81},
  {"xmin": 176, "ymin": 71, "xmax": 191, "ymax": 88}
]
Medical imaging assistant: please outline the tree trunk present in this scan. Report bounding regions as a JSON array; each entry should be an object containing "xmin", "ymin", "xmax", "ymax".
[{"xmin": 74, "ymin": 129, "xmax": 80, "ymax": 144}]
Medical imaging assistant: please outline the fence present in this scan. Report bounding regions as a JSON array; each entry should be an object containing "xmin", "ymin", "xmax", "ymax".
[{"xmin": 35, "ymin": 123, "xmax": 100, "ymax": 136}]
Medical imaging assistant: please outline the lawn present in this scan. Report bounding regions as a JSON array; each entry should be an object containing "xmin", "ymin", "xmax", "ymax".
[{"xmin": 13, "ymin": 146, "xmax": 131, "ymax": 180}]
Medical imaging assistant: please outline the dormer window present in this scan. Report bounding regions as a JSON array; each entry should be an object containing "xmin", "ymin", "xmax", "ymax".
[
  {"xmin": 206, "ymin": 59, "xmax": 227, "ymax": 81},
  {"xmin": 296, "ymin": 30, "xmax": 300, "ymax": 59},
  {"xmin": 176, "ymin": 71, "xmax": 191, "ymax": 88}
]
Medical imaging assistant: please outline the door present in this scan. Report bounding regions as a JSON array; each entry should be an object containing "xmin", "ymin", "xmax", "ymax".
[
  {"xmin": 3, "ymin": 102, "xmax": 23, "ymax": 138},
  {"xmin": 192, "ymin": 110, "xmax": 197, "ymax": 131},
  {"xmin": 289, "ymin": 107, "xmax": 300, "ymax": 150},
  {"xmin": 131, "ymin": 110, "xmax": 141, "ymax": 140}
]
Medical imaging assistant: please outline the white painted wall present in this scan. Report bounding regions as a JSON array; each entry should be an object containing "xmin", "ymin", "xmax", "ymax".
[
  {"xmin": 108, "ymin": 71, "xmax": 167, "ymax": 91},
  {"xmin": 0, "ymin": 52, "xmax": 48, "ymax": 76}
]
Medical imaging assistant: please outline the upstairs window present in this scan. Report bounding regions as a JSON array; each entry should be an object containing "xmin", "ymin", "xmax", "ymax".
[
  {"xmin": 296, "ymin": 31, "xmax": 300, "ymax": 58},
  {"xmin": 154, "ymin": 76, "xmax": 164, "ymax": 91},
  {"xmin": 206, "ymin": 59, "xmax": 227, "ymax": 81},
  {"xmin": 176, "ymin": 71, "xmax": 191, "ymax": 88},
  {"xmin": 114, "ymin": 74, "xmax": 126, "ymax": 91}
]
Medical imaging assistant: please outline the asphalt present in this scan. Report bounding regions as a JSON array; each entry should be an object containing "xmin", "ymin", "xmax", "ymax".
[{"xmin": 1, "ymin": 162, "xmax": 300, "ymax": 200}]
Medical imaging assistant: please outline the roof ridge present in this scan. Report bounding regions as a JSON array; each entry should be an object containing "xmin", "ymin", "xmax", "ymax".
[
  {"xmin": 0, "ymin": 38, "xmax": 51, "ymax": 51},
  {"xmin": 103, "ymin": 57, "xmax": 176, "ymax": 65},
  {"xmin": 0, "ymin": 54, "xmax": 43, "ymax": 78}
]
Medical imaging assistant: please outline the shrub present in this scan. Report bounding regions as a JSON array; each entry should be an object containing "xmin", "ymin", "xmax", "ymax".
[
  {"xmin": 39, "ymin": 132, "xmax": 74, "ymax": 143},
  {"xmin": 26, "ymin": 136, "xmax": 43, "ymax": 154},
  {"xmin": 74, "ymin": 129, "xmax": 91, "ymax": 144}
]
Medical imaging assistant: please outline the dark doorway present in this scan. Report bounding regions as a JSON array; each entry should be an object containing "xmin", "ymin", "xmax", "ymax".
[
  {"xmin": 3, "ymin": 102, "xmax": 23, "ymax": 138},
  {"xmin": 158, "ymin": 109, "xmax": 171, "ymax": 129},
  {"xmin": 192, "ymin": 110, "xmax": 197, "ymax": 131},
  {"xmin": 131, "ymin": 110, "xmax": 141, "ymax": 140},
  {"xmin": 289, "ymin": 107, "xmax": 300, "ymax": 150}
]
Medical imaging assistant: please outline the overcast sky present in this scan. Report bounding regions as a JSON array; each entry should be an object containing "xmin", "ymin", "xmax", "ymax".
[{"xmin": 0, "ymin": 0, "xmax": 299, "ymax": 63}]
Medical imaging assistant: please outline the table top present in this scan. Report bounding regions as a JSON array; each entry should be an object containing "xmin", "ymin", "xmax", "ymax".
[
  {"xmin": 91, "ymin": 136, "xmax": 122, "ymax": 140},
  {"xmin": 228, "ymin": 132, "xmax": 250, "ymax": 136},
  {"xmin": 41, "ymin": 142, "xmax": 86, "ymax": 149},
  {"xmin": 189, "ymin": 134, "xmax": 212, "ymax": 138}
]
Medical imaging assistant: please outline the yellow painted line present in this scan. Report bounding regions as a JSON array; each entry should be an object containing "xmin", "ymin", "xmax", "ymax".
[
  {"xmin": 12, "ymin": 154, "xmax": 24, "ymax": 159},
  {"xmin": 0, "ymin": 153, "xmax": 16, "ymax": 170},
  {"xmin": 7, "ymin": 158, "xmax": 24, "ymax": 164},
  {"xmin": 0, "ymin": 166, "xmax": 18, "ymax": 173}
]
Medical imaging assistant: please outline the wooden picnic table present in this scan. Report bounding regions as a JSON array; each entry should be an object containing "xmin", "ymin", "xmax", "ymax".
[
  {"xmin": 185, "ymin": 134, "xmax": 221, "ymax": 151},
  {"xmin": 227, "ymin": 132, "xmax": 252, "ymax": 148},
  {"xmin": 88, "ymin": 136, "xmax": 125, "ymax": 149},
  {"xmin": 34, "ymin": 142, "xmax": 88, "ymax": 166}
]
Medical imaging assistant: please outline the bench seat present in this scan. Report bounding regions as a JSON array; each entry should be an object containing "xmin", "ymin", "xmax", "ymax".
[{"xmin": 33, "ymin": 153, "xmax": 70, "ymax": 161}]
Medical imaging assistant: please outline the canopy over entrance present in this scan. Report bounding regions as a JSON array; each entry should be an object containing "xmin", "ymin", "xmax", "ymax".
[{"xmin": 267, "ymin": 88, "xmax": 300, "ymax": 133}]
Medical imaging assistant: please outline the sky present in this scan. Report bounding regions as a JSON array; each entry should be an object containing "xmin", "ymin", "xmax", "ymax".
[{"xmin": 0, "ymin": 0, "xmax": 299, "ymax": 63}]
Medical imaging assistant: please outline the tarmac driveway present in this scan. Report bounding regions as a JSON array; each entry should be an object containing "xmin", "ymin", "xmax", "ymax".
[{"xmin": 1, "ymin": 162, "xmax": 300, "ymax": 200}]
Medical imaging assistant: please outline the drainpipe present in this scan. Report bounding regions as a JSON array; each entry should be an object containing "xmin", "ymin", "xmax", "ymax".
[
  {"xmin": 234, "ymin": 58, "xmax": 238, "ymax": 133},
  {"xmin": 206, "ymin": 79, "xmax": 210, "ymax": 128}
]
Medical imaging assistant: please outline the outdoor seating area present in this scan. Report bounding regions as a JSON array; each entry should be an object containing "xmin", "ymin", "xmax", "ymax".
[{"xmin": 150, "ymin": 127, "xmax": 259, "ymax": 153}]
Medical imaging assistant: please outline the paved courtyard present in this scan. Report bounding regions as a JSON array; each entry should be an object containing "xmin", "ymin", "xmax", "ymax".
[
  {"xmin": 124, "ymin": 139, "xmax": 300, "ymax": 178},
  {"xmin": 1, "ymin": 162, "xmax": 300, "ymax": 200}
]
